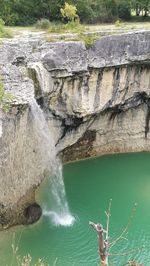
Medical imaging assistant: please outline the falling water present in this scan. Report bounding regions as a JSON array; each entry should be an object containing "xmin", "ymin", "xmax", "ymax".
[{"xmin": 30, "ymin": 99, "xmax": 75, "ymax": 226}]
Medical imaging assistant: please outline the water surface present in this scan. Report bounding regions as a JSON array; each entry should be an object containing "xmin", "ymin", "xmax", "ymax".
[{"xmin": 0, "ymin": 153, "xmax": 150, "ymax": 266}]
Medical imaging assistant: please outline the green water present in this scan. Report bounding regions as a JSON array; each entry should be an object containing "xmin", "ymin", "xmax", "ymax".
[{"xmin": 0, "ymin": 153, "xmax": 150, "ymax": 266}]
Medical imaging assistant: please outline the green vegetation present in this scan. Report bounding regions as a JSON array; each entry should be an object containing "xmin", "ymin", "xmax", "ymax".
[
  {"xmin": 115, "ymin": 19, "xmax": 123, "ymax": 27},
  {"xmin": 73, "ymin": 33, "xmax": 100, "ymax": 48},
  {"xmin": 131, "ymin": 0, "xmax": 150, "ymax": 17},
  {"xmin": 0, "ymin": 0, "xmax": 149, "ymax": 26},
  {"xmin": 47, "ymin": 20, "xmax": 86, "ymax": 34},
  {"xmin": 61, "ymin": 2, "xmax": 79, "ymax": 22},
  {"xmin": 48, "ymin": 22, "xmax": 65, "ymax": 33},
  {"xmin": 64, "ymin": 21, "xmax": 86, "ymax": 33},
  {"xmin": 0, "ymin": 78, "xmax": 15, "ymax": 112},
  {"xmin": 35, "ymin": 19, "xmax": 51, "ymax": 30},
  {"xmin": 0, "ymin": 18, "xmax": 12, "ymax": 38}
]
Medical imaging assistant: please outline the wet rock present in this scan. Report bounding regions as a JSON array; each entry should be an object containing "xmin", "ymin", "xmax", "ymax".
[{"xmin": 24, "ymin": 203, "xmax": 42, "ymax": 224}]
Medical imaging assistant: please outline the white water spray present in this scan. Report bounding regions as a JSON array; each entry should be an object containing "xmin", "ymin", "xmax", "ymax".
[{"xmin": 30, "ymin": 99, "xmax": 75, "ymax": 226}]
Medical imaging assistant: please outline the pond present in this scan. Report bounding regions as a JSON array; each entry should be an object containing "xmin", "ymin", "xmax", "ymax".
[{"xmin": 0, "ymin": 153, "xmax": 150, "ymax": 266}]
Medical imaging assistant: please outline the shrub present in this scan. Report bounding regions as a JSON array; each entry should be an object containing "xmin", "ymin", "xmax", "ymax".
[
  {"xmin": 48, "ymin": 22, "xmax": 65, "ymax": 33},
  {"xmin": 73, "ymin": 33, "xmax": 100, "ymax": 49},
  {"xmin": 76, "ymin": 0, "xmax": 97, "ymax": 23},
  {"xmin": 64, "ymin": 20, "xmax": 86, "ymax": 33},
  {"xmin": 47, "ymin": 20, "xmax": 86, "ymax": 34},
  {"xmin": 0, "ymin": 78, "xmax": 15, "ymax": 112},
  {"xmin": 0, "ymin": 17, "xmax": 12, "ymax": 38},
  {"xmin": 60, "ymin": 2, "xmax": 78, "ymax": 22},
  {"xmin": 35, "ymin": 19, "xmax": 51, "ymax": 29},
  {"xmin": 117, "ymin": 0, "xmax": 131, "ymax": 20},
  {"xmin": 115, "ymin": 19, "xmax": 123, "ymax": 27},
  {"xmin": 0, "ymin": 18, "xmax": 5, "ymax": 26},
  {"xmin": 2, "ymin": 13, "xmax": 20, "ymax": 26}
]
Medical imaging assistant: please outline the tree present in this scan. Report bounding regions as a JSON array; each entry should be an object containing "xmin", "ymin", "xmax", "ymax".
[
  {"xmin": 130, "ymin": 0, "xmax": 150, "ymax": 17},
  {"xmin": 93, "ymin": 0, "xmax": 118, "ymax": 23},
  {"xmin": 74, "ymin": 0, "xmax": 97, "ymax": 23},
  {"xmin": 0, "ymin": 0, "xmax": 149, "ymax": 26},
  {"xmin": 89, "ymin": 200, "xmax": 143, "ymax": 266},
  {"xmin": 117, "ymin": 0, "xmax": 131, "ymax": 19},
  {"xmin": 60, "ymin": 2, "xmax": 79, "ymax": 22}
]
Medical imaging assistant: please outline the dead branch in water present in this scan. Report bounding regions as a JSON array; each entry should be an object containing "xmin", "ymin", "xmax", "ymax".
[{"xmin": 89, "ymin": 200, "xmax": 143, "ymax": 266}]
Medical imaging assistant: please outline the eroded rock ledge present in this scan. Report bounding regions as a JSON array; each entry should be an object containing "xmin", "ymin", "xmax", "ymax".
[{"xmin": 0, "ymin": 31, "xmax": 150, "ymax": 228}]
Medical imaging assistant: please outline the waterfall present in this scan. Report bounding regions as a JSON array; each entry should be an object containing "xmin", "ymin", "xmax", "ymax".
[{"xmin": 30, "ymin": 99, "xmax": 75, "ymax": 226}]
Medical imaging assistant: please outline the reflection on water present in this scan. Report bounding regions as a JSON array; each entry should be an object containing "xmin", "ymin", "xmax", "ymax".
[{"xmin": 0, "ymin": 153, "xmax": 150, "ymax": 266}]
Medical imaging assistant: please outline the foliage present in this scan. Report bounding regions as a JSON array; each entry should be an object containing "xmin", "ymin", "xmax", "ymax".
[
  {"xmin": 35, "ymin": 19, "xmax": 51, "ymax": 30},
  {"xmin": 73, "ymin": 33, "xmax": 100, "ymax": 49},
  {"xmin": 0, "ymin": 0, "xmax": 149, "ymax": 26},
  {"xmin": 75, "ymin": 0, "xmax": 97, "ymax": 23},
  {"xmin": 131, "ymin": 0, "xmax": 150, "ymax": 17},
  {"xmin": 0, "ymin": 18, "xmax": 12, "ymax": 38},
  {"xmin": 61, "ymin": 2, "xmax": 78, "ymax": 22},
  {"xmin": 48, "ymin": 22, "xmax": 65, "ymax": 33},
  {"xmin": 115, "ymin": 19, "xmax": 123, "ymax": 27},
  {"xmin": 48, "ymin": 20, "xmax": 86, "ymax": 34},
  {"xmin": 0, "ymin": 78, "xmax": 15, "ymax": 112},
  {"xmin": 64, "ymin": 20, "xmax": 86, "ymax": 32},
  {"xmin": 117, "ymin": 0, "xmax": 131, "ymax": 20},
  {"xmin": 0, "ymin": 18, "xmax": 5, "ymax": 26}
]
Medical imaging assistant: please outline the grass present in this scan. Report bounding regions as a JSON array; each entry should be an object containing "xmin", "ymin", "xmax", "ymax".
[
  {"xmin": 0, "ymin": 25, "xmax": 12, "ymax": 38},
  {"xmin": 46, "ymin": 32, "xmax": 100, "ymax": 49},
  {"xmin": 72, "ymin": 33, "xmax": 100, "ymax": 48},
  {"xmin": 5, "ymin": 20, "xmax": 150, "ymax": 44},
  {"xmin": 64, "ymin": 21, "xmax": 88, "ymax": 33},
  {"xmin": 87, "ymin": 20, "xmax": 150, "ymax": 32},
  {"xmin": 35, "ymin": 19, "xmax": 51, "ymax": 30},
  {"xmin": 47, "ymin": 21, "xmax": 88, "ymax": 34},
  {"xmin": 44, "ymin": 19, "xmax": 150, "ymax": 47},
  {"xmin": 0, "ymin": 18, "xmax": 12, "ymax": 38},
  {"xmin": 48, "ymin": 22, "xmax": 65, "ymax": 33},
  {"xmin": 0, "ymin": 77, "xmax": 15, "ymax": 112}
]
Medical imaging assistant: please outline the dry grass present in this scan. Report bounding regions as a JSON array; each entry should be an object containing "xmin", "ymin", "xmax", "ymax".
[
  {"xmin": 6, "ymin": 21, "xmax": 150, "ymax": 42},
  {"xmin": 87, "ymin": 21, "xmax": 150, "ymax": 32}
]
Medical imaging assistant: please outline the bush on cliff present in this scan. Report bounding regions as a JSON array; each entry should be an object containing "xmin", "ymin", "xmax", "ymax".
[{"xmin": 0, "ymin": 78, "xmax": 15, "ymax": 112}]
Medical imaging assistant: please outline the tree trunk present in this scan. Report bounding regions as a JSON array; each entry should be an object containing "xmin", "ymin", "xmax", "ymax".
[
  {"xmin": 89, "ymin": 222, "xmax": 108, "ymax": 266},
  {"xmin": 144, "ymin": 8, "xmax": 148, "ymax": 17},
  {"xmin": 101, "ymin": 257, "xmax": 108, "ymax": 266}
]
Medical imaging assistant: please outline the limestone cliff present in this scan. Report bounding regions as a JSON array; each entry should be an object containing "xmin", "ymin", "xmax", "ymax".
[{"xmin": 0, "ymin": 31, "xmax": 150, "ymax": 228}]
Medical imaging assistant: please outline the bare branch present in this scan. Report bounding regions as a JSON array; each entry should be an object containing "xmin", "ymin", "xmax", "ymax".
[
  {"xmin": 123, "ymin": 260, "xmax": 143, "ymax": 266},
  {"xmin": 90, "ymin": 202, "xmax": 143, "ymax": 266},
  {"xmin": 108, "ymin": 246, "xmax": 144, "ymax": 257},
  {"xmin": 53, "ymin": 258, "xmax": 58, "ymax": 266},
  {"xmin": 89, "ymin": 221, "xmax": 98, "ymax": 231},
  {"xmin": 109, "ymin": 203, "xmax": 137, "ymax": 249},
  {"xmin": 105, "ymin": 199, "xmax": 112, "ymax": 242},
  {"xmin": 120, "ymin": 236, "xmax": 128, "ymax": 241},
  {"xmin": 89, "ymin": 221, "xmax": 108, "ymax": 265}
]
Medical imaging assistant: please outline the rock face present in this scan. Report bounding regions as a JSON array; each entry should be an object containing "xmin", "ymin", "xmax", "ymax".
[{"xmin": 0, "ymin": 31, "xmax": 150, "ymax": 228}]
